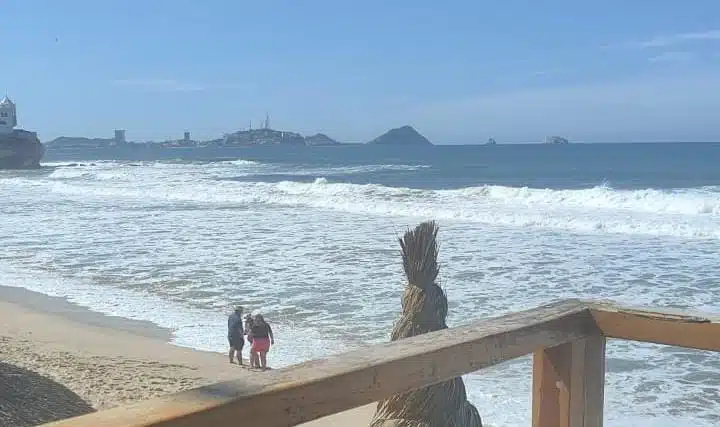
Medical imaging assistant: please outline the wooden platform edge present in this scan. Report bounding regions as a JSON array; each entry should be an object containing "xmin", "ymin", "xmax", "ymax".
[
  {"xmin": 42, "ymin": 299, "xmax": 595, "ymax": 427},
  {"xmin": 41, "ymin": 299, "xmax": 720, "ymax": 427}
]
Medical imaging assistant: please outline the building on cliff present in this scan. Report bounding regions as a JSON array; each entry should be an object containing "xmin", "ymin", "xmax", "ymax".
[
  {"xmin": 0, "ymin": 95, "xmax": 45, "ymax": 169},
  {"xmin": 0, "ymin": 95, "xmax": 18, "ymax": 132}
]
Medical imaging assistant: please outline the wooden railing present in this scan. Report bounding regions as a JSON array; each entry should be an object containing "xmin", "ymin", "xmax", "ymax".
[{"xmin": 42, "ymin": 299, "xmax": 720, "ymax": 427}]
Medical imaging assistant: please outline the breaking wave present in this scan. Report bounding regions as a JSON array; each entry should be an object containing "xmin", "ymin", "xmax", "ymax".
[{"xmin": 4, "ymin": 160, "xmax": 719, "ymax": 239}]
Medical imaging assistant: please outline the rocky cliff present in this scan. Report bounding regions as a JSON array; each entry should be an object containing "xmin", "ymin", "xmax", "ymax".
[
  {"xmin": 367, "ymin": 125, "xmax": 433, "ymax": 146},
  {"xmin": 0, "ymin": 130, "xmax": 44, "ymax": 169}
]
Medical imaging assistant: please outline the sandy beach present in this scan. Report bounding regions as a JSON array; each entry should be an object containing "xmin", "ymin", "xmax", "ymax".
[{"xmin": 0, "ymin": 285, "xmax": 374, "ymax": 426}]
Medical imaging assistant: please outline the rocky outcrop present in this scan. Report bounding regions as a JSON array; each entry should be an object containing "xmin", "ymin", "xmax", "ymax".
[
  {"xmin": 544, "ymin": 136, "xmax": 569, "ymax": 144},
  {"xmin": 0, "ymin": 130, "xmax": 44, "ymax": 169},
  {"xmin": 222, "ymin": 128, "xmax": 305, "ymax": 146},
  {"xmin": 367, "ymin": 125, "xmax": 433, "ymax": 146},
  {"xmin": 305, "ymin": 133, "xmax": 340, "ymax": 146}
]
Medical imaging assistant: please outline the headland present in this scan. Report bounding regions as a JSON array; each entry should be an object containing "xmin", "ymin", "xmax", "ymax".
[
  {"xmin": 0, "ymin": 96, "xmax": 44, "ymax": 169},
  {"xmin": 45, "ymin": 124, "xmax": 434, "ymax": 151}
]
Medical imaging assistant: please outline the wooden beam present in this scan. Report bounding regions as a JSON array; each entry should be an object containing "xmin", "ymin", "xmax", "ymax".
[
  {"xmin": 532, "ymin": 335, "xmax": 605, "ymax": 427},
  {"xmin": 589, "ymin": 302, "xmax": 720, "ymax": 352},
  {"xmin": 44, "ymin": 300, "xmax": 595, "ymax": 427}
]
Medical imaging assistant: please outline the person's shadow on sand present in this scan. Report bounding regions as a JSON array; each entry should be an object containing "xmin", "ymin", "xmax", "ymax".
[{"xmin": 0, "ymin": 362, "xmax": 95, "ymax": 426}]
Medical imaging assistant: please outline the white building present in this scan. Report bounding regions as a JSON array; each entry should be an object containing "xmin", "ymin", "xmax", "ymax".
[{"xmin": 0, "ymin": 95, "xmax": 18, "ymax": 134}]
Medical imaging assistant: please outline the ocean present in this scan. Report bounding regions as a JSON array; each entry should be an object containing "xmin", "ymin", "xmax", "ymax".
[{"xmin": 2, "ymin": 142, "xmax": 720, "ymax": 426}]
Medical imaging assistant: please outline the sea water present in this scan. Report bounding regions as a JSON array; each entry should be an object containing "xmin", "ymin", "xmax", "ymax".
[{"xmin": 1, "ymin": 143, "xmax": 719, "ymax": 426}]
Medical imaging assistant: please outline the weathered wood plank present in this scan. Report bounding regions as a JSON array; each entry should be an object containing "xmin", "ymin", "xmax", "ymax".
[
  {"xmin": 532, "ymin": 344, "xmax": 565, "ymax": 427},
  {"xmin": 44, "ymin": 299, "xmax": 594, "ymax": 427},
  {"xmin": 589, "ymin": 302, "xmax": 720, "ymax": 352},
  {"xmin": 568, "ymin": 335, "xmax": 605, "ymax": 427},
  {"xmin": 532, "ymin": 335, "xmax": 605, "ymax": 427}
]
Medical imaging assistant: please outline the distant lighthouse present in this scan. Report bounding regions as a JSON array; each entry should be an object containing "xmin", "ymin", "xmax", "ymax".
[{"xmin": 0, "ymin": 95, "xmax": 18, "ymax": 134}]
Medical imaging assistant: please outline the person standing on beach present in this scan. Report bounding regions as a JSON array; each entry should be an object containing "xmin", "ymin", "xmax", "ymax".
[
  {"xmin": 250, "ymin": 314, "xmax": 274, "ymax": 371},
  {"xmin": 227, "ymin": 306, "xmax": 244, "ymax": 365}
]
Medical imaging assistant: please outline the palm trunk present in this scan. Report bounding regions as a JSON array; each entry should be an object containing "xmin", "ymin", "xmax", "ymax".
[{"xmin": 370, "ymin": 221, "xmax": 482, "ymax": 427}]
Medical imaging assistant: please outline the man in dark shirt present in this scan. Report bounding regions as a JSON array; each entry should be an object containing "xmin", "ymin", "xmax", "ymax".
[{"xmin": 227, "ymin": 306, "xmax": 244, "ymax": 365}]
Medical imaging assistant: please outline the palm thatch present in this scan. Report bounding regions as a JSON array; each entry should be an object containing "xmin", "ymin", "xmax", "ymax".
[{"xmin": 370, "ymin": 221, "xmax": 482, "ymax": 427}]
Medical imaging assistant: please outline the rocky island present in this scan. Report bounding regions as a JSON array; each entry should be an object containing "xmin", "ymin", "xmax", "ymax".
[
  {"xmin": 0, "ymin": 96, "xmax": 44, "ymax": 169},
  {"xmin": 544, "ymin": 135, "xmax": 570, "ymax": 144},
  {"xmin": 367, "ymin": 125, "xmax": 433, "ymax": 146}
]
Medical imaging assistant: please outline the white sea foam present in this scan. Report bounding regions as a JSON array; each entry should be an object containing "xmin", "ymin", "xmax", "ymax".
[
  {"xmin": 1, "ymin": 160, "xmax": 719, "ymax": 427},
  {"xmin": 222, "ymin": 159, "xmax": 260, "ymax": 165},
  {"xmin": 18, "ymin": 160, "xmax": 720, "ymax": 239}
]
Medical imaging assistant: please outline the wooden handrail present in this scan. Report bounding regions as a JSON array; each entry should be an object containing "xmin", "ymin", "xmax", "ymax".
[
  {"xmin": 39, "ymin": 299, "xmax": 720, "ymax": 427},
  {"xmin": 589, "ymin": 301, "xmax": 720, "ymax": 351}
]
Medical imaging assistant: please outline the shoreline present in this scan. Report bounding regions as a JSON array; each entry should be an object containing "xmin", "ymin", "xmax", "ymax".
[
  {"xmin": 0, "ymin": 285, "xmax": 172, "ymax": 341},
  {"xmin": 0, "ymin": 284, "xmax": 374, "ymax": 426}
]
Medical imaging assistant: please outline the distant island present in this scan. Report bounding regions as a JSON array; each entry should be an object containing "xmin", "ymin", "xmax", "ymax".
[
  {"xmin": 45, "ymin": 125, "xmax": 434, "ymax": 148},
  {"xmin": 544, "ymin": 136, "xmax": 570, "ymax": 144},
  {"xmin": 368, "ymin": 125, "xmax": 433, "ymax": 146}
]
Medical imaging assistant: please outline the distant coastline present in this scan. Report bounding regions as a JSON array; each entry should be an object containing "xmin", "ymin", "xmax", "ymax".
[{"xmin": 45, "ymin": 125, "xmax": 434, "ymax": 149}]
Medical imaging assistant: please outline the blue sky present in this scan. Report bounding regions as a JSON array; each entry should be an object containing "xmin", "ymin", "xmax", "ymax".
[{"xmin": 3, "ymin": 0, "xmax": 720, "ymax": 143}]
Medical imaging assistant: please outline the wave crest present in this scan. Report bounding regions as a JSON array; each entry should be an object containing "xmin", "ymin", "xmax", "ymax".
[{"xmin": 6, "ymin": 161, "xmax": 720, "ymax": 239}]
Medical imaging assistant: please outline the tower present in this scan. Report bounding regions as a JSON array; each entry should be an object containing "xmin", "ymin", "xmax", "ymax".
[
  {"xmin": 114, "ymin": 129, "xmax": 126, "ymax": 145},
  {"xmin": 0, "ymin": 95, "xmax": 18, "ymax": 134},
  {"xmin": 184, "ymin": 131, "xmax": 190, "ymax": 142}
]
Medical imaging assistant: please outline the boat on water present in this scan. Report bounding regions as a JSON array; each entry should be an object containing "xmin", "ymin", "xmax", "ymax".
[
  {"xmin": 544, "ymin": 135, "xmax": 569, "ymax": 144},
  {"xmin": 485, "ymin": 137, "xmax": 497, "ymax": 145},
  {"xmin": 0, "ymin": 95, "xmax": 44, "ymax": 169}
]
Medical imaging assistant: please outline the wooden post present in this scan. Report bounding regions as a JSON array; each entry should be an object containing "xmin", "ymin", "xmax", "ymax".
[{"xmin": 532, "ymin": 335, "xmax": 605, "ymax": 427}]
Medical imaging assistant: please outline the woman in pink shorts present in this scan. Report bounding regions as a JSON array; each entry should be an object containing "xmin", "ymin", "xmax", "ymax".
[{"xmin": 249, "ymin": 314, "xmax": 274, "ymax": 370}]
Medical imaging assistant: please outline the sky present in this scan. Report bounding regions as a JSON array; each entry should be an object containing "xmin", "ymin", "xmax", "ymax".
[{"xmin": 3, "ymin": 0, "xmax": 720, "ymax": 144}]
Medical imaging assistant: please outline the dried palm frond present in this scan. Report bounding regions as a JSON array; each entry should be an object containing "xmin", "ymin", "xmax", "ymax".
[{"xmin": 370, "ymin": 221, "xmax": 482, "ymax": 427}]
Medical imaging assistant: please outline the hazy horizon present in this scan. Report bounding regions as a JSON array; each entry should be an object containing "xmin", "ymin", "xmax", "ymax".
[{"xmin": 42, "ymin": 132, "xmax": 720, "ymax": 146}]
